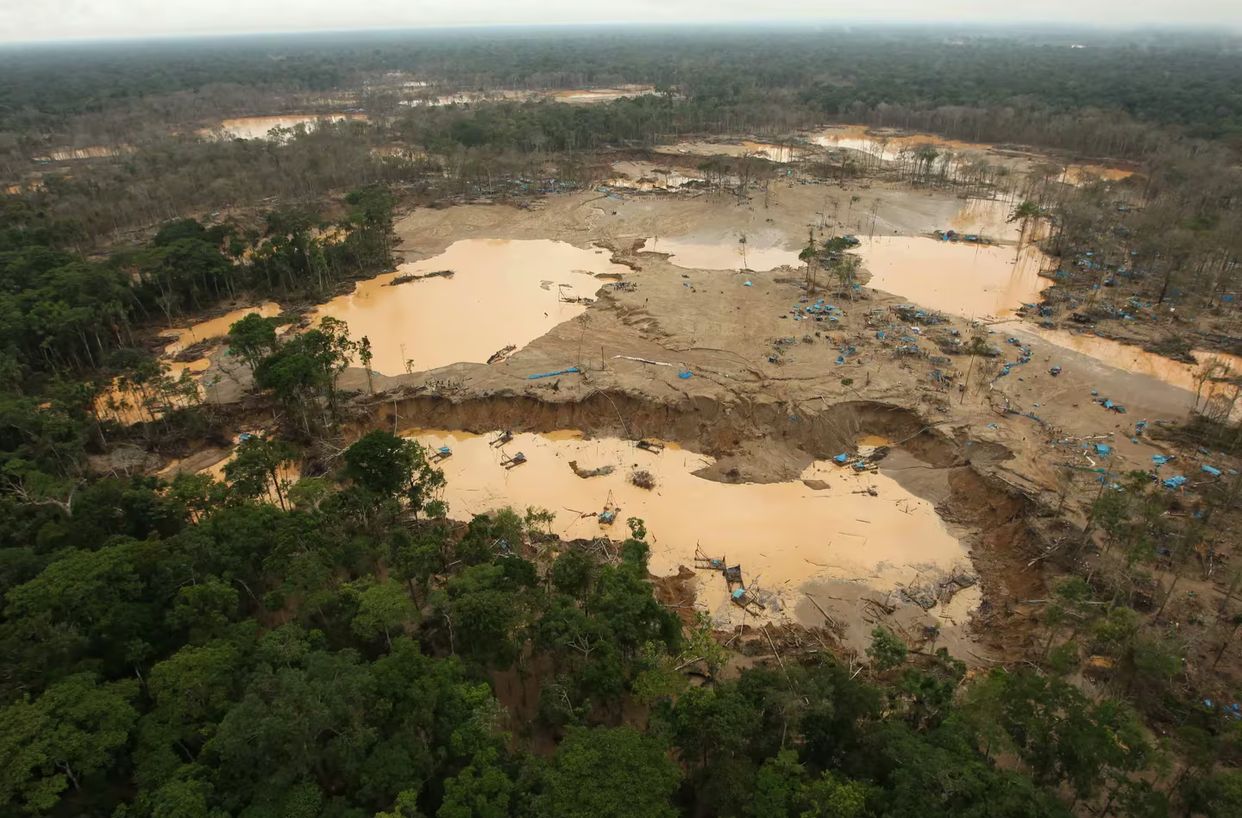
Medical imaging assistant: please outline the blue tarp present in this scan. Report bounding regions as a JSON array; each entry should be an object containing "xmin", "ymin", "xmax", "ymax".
[
  {"xmin": 527, "ymin": 367, "xmax": 580, "ymax": 380},
  {"xmin": 833, "ymin": 453, "xmax": 849, "ymax": 464},
  {"xmin": 1152, "ymin": 454, "xmax": 1174, "ymax": 466},
  {"xmin": 1162, "ymin": 475, "xmax": 1187, "ymax": 490},
  {"xmin": 1203, "ymin": 464, "xmax": 1223, "ymax": 477},
  {"xmin": 1094, "ymin": 444, "xmax": 1112, "ymax": 456}
]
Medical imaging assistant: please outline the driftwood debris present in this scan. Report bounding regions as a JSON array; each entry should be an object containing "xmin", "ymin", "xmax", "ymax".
[
  {"xmin": 388, "ymin": 269, "xmax": 455, "ymax": 286},
  {"xmin": 569, "ymin": 460, "xmax": 615, "ymax": 479}
]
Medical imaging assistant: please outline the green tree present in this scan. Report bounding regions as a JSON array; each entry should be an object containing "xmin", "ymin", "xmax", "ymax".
[
  {"xmin": 223, "ymin": 435, "xmax": 297, "ymax": 509},
  {"xmin": 866, "ymin": 627, "xmax": 907, "ymax": 672},
  {"xmin": 800, "ymin": 770, "xmax": 870, "ymax": 818},
  {"xmin": 352, "ymin": 579, "xmax": 417, "ymax": 649},
  {"xmin": 226, "ymin": 312, "xmax": 282, "ymax": 372},
  {"xmin": 345, "ymin": 431, "xmax": 445, "ymax": 516},
  {"xmin": 0, "ymin": 673, "xmax": 139, "ymax": 814},
  {"xmin": 539, "ymin": 727, "xmax": 680, "ymax": 818},
  {"xmin": 437, "ymin": 747, "xmax": 514, "ymax": 818}
]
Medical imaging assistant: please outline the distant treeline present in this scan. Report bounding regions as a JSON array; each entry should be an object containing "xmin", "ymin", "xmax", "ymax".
[{"xmin": 3, "ymin": 26, "xmax": 1242, "ymax": 143}]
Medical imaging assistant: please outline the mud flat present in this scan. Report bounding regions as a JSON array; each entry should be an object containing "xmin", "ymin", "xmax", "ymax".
[
  {"xmin": 406, "ymin": 428, "xmax": 977, "ymax": 641},
  {"xmin": 33, "ymin": 145, "xmax": 129, "ymax": 162},
  {"xmin": 606, "ymin": 161, "xmax": 706, "ymax": 191},
  {"xmin": 547, "ymin": 86, "xmax": 657, "ymax": 104},
  {"xmin": 1009, "ymin": 324, "xmax": 1242, "ymax": 418},
  {"xmin": 313, "ymin": 239, "xmax": 630, "ymax": 375},
  {"xmin": 809, "ymin": 124, "xmax": 1004, "ymax": 162},
  {"xmin": 807, "ymin": 124, "xmax": 1134, "ymax": 186},
  {"xmin": 653, "ymin": 140, "xmax": 805, "ymax": 163},
  {"xmin": 205, "ymin": 114, "xmax": 368, "ymax": 140},
  {"xmin": 402, "ymin": 86, "xmax": 655, "ymax": 108},
  {"xmin": 855, "ymin": 237, "xmax": 1053, "ymax": 319},
  {"xmin": 640, "ymin": 230, "xmax": 802, "ymax": 272}
]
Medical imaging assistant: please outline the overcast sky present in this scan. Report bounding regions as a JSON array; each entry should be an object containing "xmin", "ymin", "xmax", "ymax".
[{"xmin": 1, "ymin": 0, "xmax": 1238, "ymax": 44}]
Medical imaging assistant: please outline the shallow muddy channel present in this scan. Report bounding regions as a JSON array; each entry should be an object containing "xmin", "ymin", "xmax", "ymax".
[{"xmin": 406, "ymin": 428, "xmax": 979, "ymax": 645}]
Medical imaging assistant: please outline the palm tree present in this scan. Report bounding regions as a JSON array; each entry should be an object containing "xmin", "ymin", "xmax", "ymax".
[
  {"xmin": 1008, "ymin": 200, "xmax": 1045, "ymax": 246},
  {"xmin": 799, "ymin": 236, "xmax": 818, "ymax": 294}
]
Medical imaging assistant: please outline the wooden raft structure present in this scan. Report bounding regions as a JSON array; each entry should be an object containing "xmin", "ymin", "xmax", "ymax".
[
  {"xmin": 598, "ymin": 492, "xmax": 621, "ymax": 526},
  {"xmin": 694, "ymin": 547, "xmax": 765, "ymax": 614}
]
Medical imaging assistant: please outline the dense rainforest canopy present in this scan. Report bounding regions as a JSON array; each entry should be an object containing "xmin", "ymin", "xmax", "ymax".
[{"xmin": 2, "ymin": 26, "xmax": 1241, "ymax": 140}]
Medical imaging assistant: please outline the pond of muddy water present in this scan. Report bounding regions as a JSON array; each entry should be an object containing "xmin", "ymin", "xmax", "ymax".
[
  {"xmin": 406, "ymin": 429, "xmax": 976, "ymax": 627},
  {"xmin": 946, "ymin": 197, "xmax": 1029, "ymax": 243},
  {"xmin": 160, "ymin": 302, "xmax": 284, "ymax": 357},
  {"xmin": 854, "ymin": 237, "xmax": 1053, "ymax": 319},
  {"xmin": 96, "ymin": 303, "xmax": 284, "ymax": 425},
  {"xmin": 313, "ymin": 239, "xmax": 630, "ymax": 375}
]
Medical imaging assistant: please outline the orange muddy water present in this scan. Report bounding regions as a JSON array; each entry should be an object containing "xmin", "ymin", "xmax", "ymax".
[
  {"xmin": 407, "ymin": 429, "xmax": 974, "ymax": 622},
  {"xmin": 313, "ymin": 239, "xmax": 629, "ymax": 375},
  {"xmin": 96, "ymin": 303, "xmax": 283, "ymax": 425},
  {"xmin": 160, "ymin": 303, "xmax": 283, "ymax": 357},
  {"xmin": 946, "ymin": 197, "xmax": 1030, "ymax": 243},
  {"xmin": 855, "ymin": 237, "xmax": 1053, "ymax": 319}
]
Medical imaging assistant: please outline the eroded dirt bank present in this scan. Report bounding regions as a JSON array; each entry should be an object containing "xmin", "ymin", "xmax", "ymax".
[{"xmin": 354, "ymin": 388, "xmax": 1046, "ymax": 661}]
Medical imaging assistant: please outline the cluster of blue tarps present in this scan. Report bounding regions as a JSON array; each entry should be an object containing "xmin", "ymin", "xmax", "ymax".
[
  {"xmin": 995, "ymin": 337, "xmax": 1034, "ymax": 380},
  {"xmin": 790, "ymin": 299, "xmax": 844, "ymax": 323},
  {"xmin": 1203, "ymin": 700, "xmax": 1242, "ymax": 721}
]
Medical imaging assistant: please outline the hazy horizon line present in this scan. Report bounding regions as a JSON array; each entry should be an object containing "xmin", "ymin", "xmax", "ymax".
[{"xmin": 2, "ymin": 19, "xmax": 1239, "ymax": 49}]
